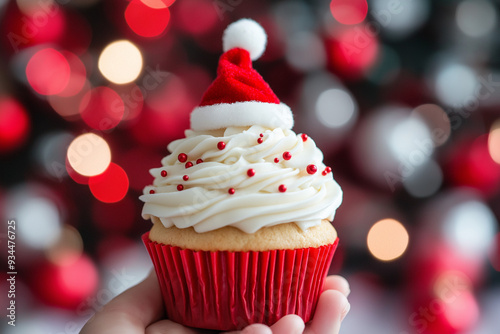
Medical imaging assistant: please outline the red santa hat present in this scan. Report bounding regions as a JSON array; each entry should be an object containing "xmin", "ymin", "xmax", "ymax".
[{"xmin": 190, "ymin": 19, "xmax": 294, "ymax": 131}]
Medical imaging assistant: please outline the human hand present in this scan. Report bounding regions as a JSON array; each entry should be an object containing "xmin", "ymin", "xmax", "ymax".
[{"xmin": 81, "ymin": 270, "xmax": 350, "ymax": 334}]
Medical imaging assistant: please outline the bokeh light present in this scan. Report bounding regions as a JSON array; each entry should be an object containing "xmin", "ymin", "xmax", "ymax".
[
  {"xmin": 65, "ymin": 157, "xmax": 89, "ymax": 185},
  {"xmin": 434, "ymin": 271, "xmax": 472, "ymax": 302},
  {"xmin": 443, "ymin": 200, "xmax": 497, "ymax": 259},
  {"xmin": 285, "ymin": 31, "xmax": 326, "ymax": 71},
  {"xmin": 125, "ymin": 0, "xmax": 170, "ymax": 38},
  {"xmin": 367, "ymin": 218, "xmax": 409, "ymax": 261},
  {"xmin": 0, "ymin": 96, "xmax": 30, "ymax": 153},
  {"xmin": 33, "ymin": 254, "xmax": 98, "ymax": 309},
  {"xmin": 16, "ymin": 0, "xmax": 58, "ymax": 15},
  {"xmin": 353, "ymin": 106, "xmax": 435, "ymax": 188},
  {"xmin": 388, "ymin": 113, "xmax": 433, "ymax": 160},
  {"xmin": 57, "ymin": 51, "xmax": 87, "ymax": 97},
  {"xmin": 6, "ymin": 186, "xmax": 62, "ymax": 250},
  {"xmin": 315, "ymin": 88, "xmax": 357, "ymax": 128},
  {"xmin": 79, "ymin": 86, "xmax": 125, "ymax": 130},
  {"xmin": 456, "ymin": 0, "xmax": 496, "ymax": 38},
  {"xmin": 411, "ymin": 104, "xmax": 451, "ymax": 147},
  {"xmin": 403, "ymin": 159, "xmax": 443, "ymax": 198},
  {"xmin": 444, "ymin": 290, "xmax": 480, "ymax": 332},
  {"xmin": 330, "ymin": 0, "xmax": 368, "ymax": 25},
  {"xmin": 2, "ymin": 2, "xmax": 66, "ymax": 52},
  {"xmin": 89, "ymin": 163, "xmax": 129, "ymax": 203},
  {"xmin": 26, "ymin": 48, "xmax": 70, "ymax": 96},
  {"xmin": 435, "ymin": 63, "xmax": 477, "ymax": 107},
  {"xmin": 446, "ymin": 135, "xmax": 500, "ymax": 195},
  {"xmin": 67, "ymin": 133, "xmax": 111, "ymax": 177},
  {"xmin": 327, "ymin": 26, "xmax": 380, "ymax": 80},
  {"xmin": 110, "ymin": 83, "xmax": 144, "ymax": 121},
  {"xmin": 98, "ymin": 40, "xmax": 143, "ymax": 85},
  {"xmin": 45, "ymin": 225, "xmax": 84, "ymax": 266},
  {"xmin": 488, "ymin": 120, "xmax": 500, "ymax": 164},
  {"xmin": 48, "ymin": 79, "xmax": 91, "ymax": 120},
  {"xmin": 371, "ymin": 0, "xmax": 430, "ymax": 39},
  {"xmin": 140, "ymin": 0, "xmax": 175, "ymax": 8}
]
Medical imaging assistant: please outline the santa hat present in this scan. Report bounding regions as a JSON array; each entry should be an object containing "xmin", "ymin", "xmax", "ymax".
[{"xmin": 190, "ymin": 19, "xmax": 294, "ymax": 131}]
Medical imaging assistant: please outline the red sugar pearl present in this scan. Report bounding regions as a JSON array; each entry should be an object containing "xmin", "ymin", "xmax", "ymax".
[
  {"xmin": 278, "ymin": 184, "xmax": 287, "ymax": 192},
  {"xmin": 257, "ymin": 138, "xmax": 263, "ymax": 144},
  {"xmin": 177, "ymin": 184, "xmax": 184, "ymax": 191},
  {"xmin": 283, "ymin": 151, "xmax": 292, "ymax": 160},
  {"xmin": 161, "ymin": 170, "xmax": 167, "ymax": 177},
  {"xmin": 185, "ymin": 162, "xmax": 193, "ymax": 168},
  {"xmin": 307, "ymin": 164, "xmax": 317, "ymax": 174},
  {"xmin": 178, "ymin": 153, "xmax": 188, "ymax": 163},
  {"xmin": 183, "ymin": 175, "xmax": 189, "ymax": 181},
  {"xmin": 247, "ymin": 169, "xmax": 255, "ymax": 177},
  {"xmin": 217, "ymin": 141, "xmax": 226, "ymax": 150},
  {"xmin": 322, "ymin": 167, "xmax": 332, "ymax": 176},
  {"xmin": 301, "ymin": 134, "xmax": 308, "ymax": 142},
  {"xmin": 274, "ymin": 157, "xmax": 280, "ymax": 163},
  {"xmin": 196, "ymin": 159, "xmax": 203, "ymax": 164},
  {"xmin": 259, "ymin": 133, "xmax": 264, "ymax": 137},
  {"xmin": 149, "ymin": 189, "xmax": 155, "ymax": 194},
  {"xmin": 228, "ymin": 188, "xmax": 235, "ymax": 195}
]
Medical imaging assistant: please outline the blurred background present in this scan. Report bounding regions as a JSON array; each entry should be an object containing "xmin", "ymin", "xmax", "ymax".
[{"xmin": 0, "ymin": 0, "xmax": 499, "ymax": 333}]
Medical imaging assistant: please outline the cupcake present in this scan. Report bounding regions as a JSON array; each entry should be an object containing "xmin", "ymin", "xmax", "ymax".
[{"xmin": 140, "ymin": 19, "xmax": 343, "ymax": 331}]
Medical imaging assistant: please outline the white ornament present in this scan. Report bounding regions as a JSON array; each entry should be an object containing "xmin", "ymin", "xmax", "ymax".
[{"xmin": 223, "ymin": 18, "xmax": 267, "ymax": 60}]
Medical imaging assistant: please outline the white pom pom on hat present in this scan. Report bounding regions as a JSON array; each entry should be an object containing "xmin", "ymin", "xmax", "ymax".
[{"xmin": 223, "ymin": 18, "xmax": 267, "ymax": 60}]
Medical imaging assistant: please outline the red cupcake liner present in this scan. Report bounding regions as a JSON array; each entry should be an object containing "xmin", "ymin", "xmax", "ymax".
[{"xmin": 142, "ymin": 232, "xmax": 338, "ymax": 331}]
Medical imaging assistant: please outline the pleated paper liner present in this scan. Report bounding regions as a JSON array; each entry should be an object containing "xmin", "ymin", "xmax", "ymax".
[{"xmin": 142, "ymin": 232, "xmax": 338, "ymax": 331}]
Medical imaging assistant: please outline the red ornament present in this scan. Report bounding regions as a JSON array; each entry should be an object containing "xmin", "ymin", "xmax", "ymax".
[
  {"xmin": 178, "ymin": 153, "xmax": 188, "ymax": 163},
  {"xmin": 301, "ymin": 134, "xmax": 308, "ymax": 142},
  {"xmin": 274, "ymin": 158, "xmax": 280, "ymax": 163},
  {"xmin": 283, "ymin": 152, "xmax": 292, "ymax": 160},
  {"xmin": 217, "ymin": 141, "xmax": 226, "ymax": 150},
  {"xmin": 177, "ymin": 184, "xmax": 184, "ymax": 191},
  {"xmin": 185, "ymin": 162, "xmax": 193, "ymax": 168},
  {"xmin": 149, "ymin": 189, "xmax": 155, "ymax": 194},
  {"xmin": 196, "ymin": 159, "xmax": 203, "ymax": 164},
  {"xmin": 183, "ymin": 175, "xmax": 189, "ymax": 181},
  {"xmin": 307, "ymin": 164, "xmax": 317, "ymax": 174},
  {"xmin": 257, "ymin": 138, "xmax": 263, "ymax": 144},
  {"xmin": 279, "ymin": 184, "xmax": 287, "ymax": 192},
  {"xmin": 161, "ymin": 170, "xmax": 167, "ymax": 177},
  {"xmin": 228, "ymin": 188, "xmax": 235, "ymax": 195},
  {"xmin": 247, "ymin": 169, "xmax": 256, "ymax": 177}
]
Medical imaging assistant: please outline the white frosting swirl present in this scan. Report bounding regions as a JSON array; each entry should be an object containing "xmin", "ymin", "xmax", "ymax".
[{"xmin": 140, "ymin": 125, "xmax": 342, "ymax": 233}]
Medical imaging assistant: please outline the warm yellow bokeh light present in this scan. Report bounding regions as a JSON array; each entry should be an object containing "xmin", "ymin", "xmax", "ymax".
[
  {"xmin": 67, "ymin": 133, "xmax": 111, "ymax": 176},
  {"xmin": 367, "ymin": 218, "xmax": 409, "ymax": 261},
  {"xmin": 488, "ymin": 120, "xmax": 500, "ymax": 164},
  {"xmin": 98, "ymin": 40, "xmax": 143, "ymax": 85}
]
